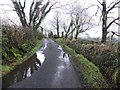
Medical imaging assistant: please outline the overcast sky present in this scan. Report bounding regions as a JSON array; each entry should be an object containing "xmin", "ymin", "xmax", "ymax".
[{"xmin": 0, "ymin": 0, "xmax": 119, "ymax": 39}]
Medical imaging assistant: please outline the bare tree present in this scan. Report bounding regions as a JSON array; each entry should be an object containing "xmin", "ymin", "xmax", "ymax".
[
  {"xmin": 50, "ymin": 12, "xmax": 60, "ymax": 37},
  {"xmin": 57, "ymin": 3, "xmax": 93, "ymax": 40},
  {"xmin": 11, "ymin": 0, "xmax": 55, "ymax": 32},
  {"xmin": 70, "ymin": 5, "xmax": 93, "ymax": 39},
  {"xmin": 62, "ymin": 18, "xmax": 75, "ymax": 39},
  {"xmin": 96, "ymin": 0, "xmax": 120, "ymax": 43}
]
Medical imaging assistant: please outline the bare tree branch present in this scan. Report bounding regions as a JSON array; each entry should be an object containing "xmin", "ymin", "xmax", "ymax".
[
  {"xmin": 29, "ymin": 1, "xmax": 34, "ymax": 26},
  {"xmin": 0, "ymin": 8, "xmax": 15, "ymax": 12},
  {"xmin": 107, "ymin": 0, "xmax": 117, "ymax": 9},
  {"xmin": 114, "ymin": 21, "xmax": 120, "ymax": 26},
  {"xmin": 97, "ymin": 0, "xmax": 102, "ymax": 6},
  {"xmin": 107, "ymin": 17, "xmax": 120, "ymax": 29},
  {"xmin": 23, "ymin": 0, "xmax": 26, "ymax": 8},
  {"xmin": 0, "ymin": 4, "xmax": 14, "ymax": 8},
  {"xmin": 107, "ymin": 0, "xmax": 120, "ymax": 13}
]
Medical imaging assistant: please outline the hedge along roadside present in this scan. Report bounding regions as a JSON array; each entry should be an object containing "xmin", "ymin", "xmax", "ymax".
[
  {"xmin": 55, "ymin": 39, "xmax": 108, "ymax": 88},
  {"xmin": 1, "ymin": 40, "xmax": 42, "ymax": 77}
]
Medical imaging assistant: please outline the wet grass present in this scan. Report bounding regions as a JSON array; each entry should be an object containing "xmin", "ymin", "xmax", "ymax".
[
  {"xmin": 1, "ymin": 40, "xmax": 42, "ymax": 77},
  {"xmin": 55, "ymin": 39, "xmax": 108, "ymax": 88}
]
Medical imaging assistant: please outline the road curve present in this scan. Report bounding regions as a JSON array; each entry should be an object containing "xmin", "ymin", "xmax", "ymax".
[{"xmin": 9, "ymin": 39, "xmax": 82, "ymax": 88}]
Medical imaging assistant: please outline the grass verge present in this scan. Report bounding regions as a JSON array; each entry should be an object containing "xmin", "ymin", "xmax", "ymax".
[
  {"xmin": 55, "ymin": 39, "xmax": 108, "ymax": 88},
  {"xmin": 1, "ymin": 40, "xmax": 42, "ymax": 77}
]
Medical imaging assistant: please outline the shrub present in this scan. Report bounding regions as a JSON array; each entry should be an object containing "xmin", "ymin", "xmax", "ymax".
[
  {"xmin": 2, "ymin": 25, "xmax": 36, "ymax": 65},
  {"xmin": 65, "ymin": 39, "xmax": 119, "ymax": 88}
]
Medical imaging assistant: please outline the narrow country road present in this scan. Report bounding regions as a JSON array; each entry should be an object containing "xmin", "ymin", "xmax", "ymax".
[{"xmin": 9, "ymin": 39, "xmax": 82, "ymax": 88}]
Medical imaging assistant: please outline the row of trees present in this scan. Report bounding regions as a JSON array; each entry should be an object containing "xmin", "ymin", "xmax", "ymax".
[
  {"xmin": 50, "ymin": 0, "xmax": 120, "ymax": 43},
  {"xmin": 1, "ymin": 0, "xmax": 120, "ymax": 43},
  {"xmin": 11, "ymin": 0, "xmax": 56, "ymax": 38},
  {"xmin": 50, "ymin": 5, "xmax": 94, "ymax": 39}
]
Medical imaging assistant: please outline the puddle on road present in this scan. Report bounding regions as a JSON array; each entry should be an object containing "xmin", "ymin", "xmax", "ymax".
[
  {"xmin": 36, "ymin": 50, "xmax": 45, "ymax": 65},
  {"xmin": 56, "ymin": 45, "xmax": 71, "ymax": 76},
  {"xmin": 58, "ymin": 45, "xmax": 70, "ymax": 66},
  {"xmin": 58, "ymin": 45, "xmax": 63, "ymax": 50},
  {"xmin": 52, "ymin": 45, "xmax": 71, "ymax": 87},
  {"xmin": 2, "ymin": 48, "xmax": 45, "ymax": 88}
]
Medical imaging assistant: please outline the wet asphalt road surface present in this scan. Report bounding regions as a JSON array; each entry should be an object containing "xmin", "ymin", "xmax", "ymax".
[{"xmin": 9, "ymin": 39, "xmax": 82, "ymax": 88}]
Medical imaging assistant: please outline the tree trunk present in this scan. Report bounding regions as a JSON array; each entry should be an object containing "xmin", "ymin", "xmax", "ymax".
[
  {"xmin": 65, "ymin": 33, "xmax": 68, "ymax": 38},
  {"xmin": 57, "ymin": 30, "xmax": 59, "ymax": 37},
  {"xmin": 62, "ymin": 31, "xmax": 64, "ymax": 38},
  {"xmin": 101, "ymin": 28, "xmax": 107, "ymax": 43},
  {"xmin": 75, "ymin": 28, "xmax": 79, "ymax": 39},
  {"xmin": 101, "ymin": 0, "xmax": 107, "ymax": 43},
  {"xmin": 75, "ymin": 33, "xmax": 78, "ymax": 39},
  {"xmin": 70, "ymin": 32, "xmax": 73, "ymax": 40},
  {"xmin": 56, "ymin": 19, "xmax": 59, "ymax": 37}
]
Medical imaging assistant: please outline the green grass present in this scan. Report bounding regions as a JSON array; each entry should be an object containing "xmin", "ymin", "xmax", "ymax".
[
  {"xmin": 55, "ymin": 39, "xmax": 108, "ymax": 88},
  {"xmin": 0, "ymin": 65, "xmax": 12, "ymax": 77},
  {"xmin": 1, "ymin": 40, "xmax": 42, "ymax": 77},
  {"xmin": 74, "ymin": 54, "xmax": 108, "ymax": 88}
]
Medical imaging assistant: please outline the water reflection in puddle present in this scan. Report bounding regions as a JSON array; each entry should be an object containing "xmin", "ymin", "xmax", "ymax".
[
  {"xmin": 2, "ymin": 49, "xmax": 45, "ymax": 88},
  {"xmin": 54, "ymin": 45, "xmax": 71, "ymax": 78},
  {"xmin": 58, "ymin": 45, "xmax": 70, "ymax": 66},
  {"xmin": 52, "ymin": 45, "xmax": 71, "ymax": 87},
  {"xmin": 36, "ymin": 50, "xmax": 45, "ymax": 65},
  {"xmin": 58, "ymin": 45, "xmax": 63, "ymax": 51}
]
